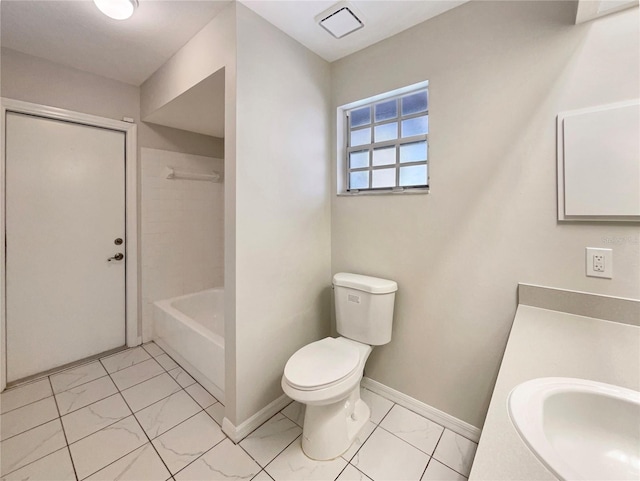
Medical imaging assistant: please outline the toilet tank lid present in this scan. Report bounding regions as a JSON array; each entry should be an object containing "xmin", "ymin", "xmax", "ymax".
[{"xmin": 333, "ymin": 273, "xmax": 398, "ymax": 294}]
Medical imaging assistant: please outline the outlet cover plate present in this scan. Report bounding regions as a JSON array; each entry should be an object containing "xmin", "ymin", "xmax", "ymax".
[{"xmin": 586, "ymin": 247, "xmax": 613, "ymax": 278}]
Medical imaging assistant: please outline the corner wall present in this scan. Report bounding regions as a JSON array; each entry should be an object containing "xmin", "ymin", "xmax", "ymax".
[
  {"xmin": 331, "ymin": 1, "xmax": 640, "ymax": 428},
  {"xmin": 140, "ymin": 1, "xmax": 239, "ymax": 423},
  {"xmin": 232, "ymin": 4, "xmax": 332, "ymax": 425}
]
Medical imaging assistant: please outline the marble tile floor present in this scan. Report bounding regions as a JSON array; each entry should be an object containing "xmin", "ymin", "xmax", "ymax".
[{"xmin": 0, "ymin": 343, "xmax": 477, "ymax": 481}]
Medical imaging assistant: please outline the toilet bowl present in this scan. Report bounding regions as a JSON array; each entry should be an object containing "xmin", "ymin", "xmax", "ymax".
[
  {"xmin": 281, "ymin": 273, "xmax": 397, "ymax": 461},
  {"xmin": 282, "ymin": 336, "xmax": 372, "ymax": 460}
]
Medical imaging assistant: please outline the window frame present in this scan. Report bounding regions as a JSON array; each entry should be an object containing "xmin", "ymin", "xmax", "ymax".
[{"xmin": 344, "ymin": 87, "xmax": 429, "ymax": 194}]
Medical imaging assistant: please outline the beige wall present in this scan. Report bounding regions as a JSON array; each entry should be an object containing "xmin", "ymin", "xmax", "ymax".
[
  {"xmin": 331, "ymin": 2, "xmax": 640, "ymax": 428},
  {"xmin": 232, "ymin": 4, "xmax": 332, "ymax": 424},
  {"xmin": 1, "ymin": 48, "xmax": 222, "ymax": 158},
  {"xmin": 140, "ymin": 3, "xmax": 236, "ymax": 120},
  {"xmin": 1, "ymin": 48, "xmax": 139, "ymax": 122}
]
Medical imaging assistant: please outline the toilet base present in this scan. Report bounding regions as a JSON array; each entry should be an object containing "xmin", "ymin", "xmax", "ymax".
[{"xmin": 301, "ymin": 386, "xmax": 371, "ymax": 461}]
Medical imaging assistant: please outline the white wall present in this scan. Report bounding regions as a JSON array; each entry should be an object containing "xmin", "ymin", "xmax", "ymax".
[
  {"xmin": 331, "ymin": 2, "xmax": 640, "ymax": 428},
  {"xmin": 232, "ymin": 4, "xmax": 332, "ymax": 425},
  {"xmin": 141, "ymin": 148, "xmax": 224, "ymax": 340}
]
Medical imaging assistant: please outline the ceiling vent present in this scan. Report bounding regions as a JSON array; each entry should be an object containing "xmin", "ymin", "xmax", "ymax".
[{"xmin": 316, "ymin": 2, "xmax": 365, "ymax": 39}]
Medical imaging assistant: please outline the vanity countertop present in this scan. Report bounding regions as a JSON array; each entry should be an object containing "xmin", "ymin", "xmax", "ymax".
[{"xmin": 470, "ymin": 303, "xmax": 640, "ymax": 480}]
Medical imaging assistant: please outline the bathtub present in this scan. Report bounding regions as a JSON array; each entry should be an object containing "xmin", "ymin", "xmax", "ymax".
[{"xmin": 153, "ymin": 288, "xmax": 224, "ymax": 402}]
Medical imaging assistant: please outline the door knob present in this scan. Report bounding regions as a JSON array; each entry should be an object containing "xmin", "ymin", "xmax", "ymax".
[{"xmin": 108, "ymin": 253, "xmax": 124, "ymax": 262}]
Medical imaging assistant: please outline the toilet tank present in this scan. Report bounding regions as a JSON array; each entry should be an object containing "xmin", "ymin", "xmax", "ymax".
[{"xmin": 333, "ymin": 273, "xmax": 398, "ymax": 346}]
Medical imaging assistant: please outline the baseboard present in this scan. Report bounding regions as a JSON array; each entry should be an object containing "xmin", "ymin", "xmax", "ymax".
[
  {"xmin": 222, "ymin": 394, "xmax": 292, "ymax": 443},
  {"xmin": 361, "ymin": 377, "xmax": 481, "ymax": 443}
]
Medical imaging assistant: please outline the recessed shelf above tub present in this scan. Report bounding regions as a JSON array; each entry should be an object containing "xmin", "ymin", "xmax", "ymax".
[{"xmin": 557, "ymin": 99, "xmax": 640, "ymax": 222}]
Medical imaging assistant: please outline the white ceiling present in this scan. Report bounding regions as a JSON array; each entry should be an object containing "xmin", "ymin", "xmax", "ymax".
[
  {"xmin": 239, "ymin": 0, "xmax": 469, "ymax": 63},
  {"xmin": 1, "ymin": 0, "xmax": 469, "ymax": 137},
  {"xmin": 0, "ymin": 0, "xmax": 231, "ymax": 86}
]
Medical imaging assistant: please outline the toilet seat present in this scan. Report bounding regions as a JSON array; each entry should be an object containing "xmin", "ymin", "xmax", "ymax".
[{"xmin": 284, "ymin": 337, "xmax": 360, "ymax": 391}]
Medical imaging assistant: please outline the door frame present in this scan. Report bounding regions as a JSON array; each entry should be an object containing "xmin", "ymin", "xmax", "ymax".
[{"xmin": 0, "ymin": 98, "xmax": 139, "ymax": 390}]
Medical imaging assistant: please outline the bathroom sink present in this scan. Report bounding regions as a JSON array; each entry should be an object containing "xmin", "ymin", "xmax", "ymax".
[{"xmin": 508, "ymin": 377, "xmax": 640, "ymax": 480}]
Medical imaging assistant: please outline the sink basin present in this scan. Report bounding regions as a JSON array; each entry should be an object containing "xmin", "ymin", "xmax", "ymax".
[{"xmin": 508, "ymin": 377, "xmax": 640, "ymax": 480}]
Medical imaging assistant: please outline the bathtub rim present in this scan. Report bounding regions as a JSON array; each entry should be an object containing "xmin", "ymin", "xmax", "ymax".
[{"xmin": 154, "ymin": 287, "xmax": 224, "ymax": 348}]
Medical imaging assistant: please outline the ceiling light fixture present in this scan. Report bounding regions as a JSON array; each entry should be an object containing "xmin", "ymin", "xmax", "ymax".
[
  {"xmin": 315, "ymin": 1, "xmax": 365, "ymax": 39},
  {"xmin": 94, "ymin": 0, "xmax": 139, "ymax": 20}
]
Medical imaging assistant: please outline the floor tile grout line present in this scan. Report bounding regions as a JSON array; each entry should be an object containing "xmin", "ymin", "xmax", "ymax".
[
  {"xmin": 75, "ymin": 424, "xmax": 155, "ymax": 481},
  {"xmin": 239, "ymin": 409, "xmax": 289, "ymax": 444},
  {"xmin": 201, "ymin": 401, "xmax": 224, "ymax": 427},
  {"xmin": 102, "ymin": 357, "xmax": 154, "ymax": 376},
  {"xmin": 48, "ymin": 375, "xmax": 80, "ymax": 481},
  {"xmin": 0, "ymin": 399, "xmax": 61, "ymax": 443},
  {"xmin": 51, "ymin": 371, "xmax": 110, "ymax": 398},
  {"xmin": 141, "ymin": 342, "xmax": 166, "ymax": 359},
  {"xmin": 345, "ymin": 463, "xmax": 371, "ymax": 481},
  {"xmin": 4, "ymin": 342, "xmax": 158, "ymax": 397},
  {"xmin": 333, "ymin": 460, "xmax": 351, "ymax": 480},
  {"xmin": 121, "ymin": 379, "xmax": 184, "ymax": 414},
  {"xmin": 0, "ymin": 345, "xmax": 167, "ymax": 478},
  {"xmin": 235, "ymin": 410, "xmax": 306, "ymax": 469},
  {"xmin": 339, "ymin": 398, "xmax": 397, "ymax": 466},
  {"xmin": 341, "ymin": 422, "xmax": 378, "ymax": 464},
  {"xmin": 79, "ymin": 359, "xmax": 176, "ymax": 480},
  {"xmin": 56, "ymin": 384, "xmax": 119, "ymax": 417},
  {"xmin": 0, "ymin": 445, "xmax": 74, "ymax": 479},
  {"xmin": 5, "ymin": 343, "xmax": 469, "ymax": 481},
  {"xmin": 375, "ymin": 400, "xmax": 395, "ymax": 426},
  {"xmin": 0, "ymin": 393, "xmax": 74, "ymax": 477},
  {"xmin": 63, "ymin": 393, "xmax": 134, "ymax": 447},
  {"xmin": 256, "ymin": 469, "xmax": 275, "ymax": 481},
  {"xmin": 369, "ymin": 399, "xmax": 478, "ymax": 476},
  {"xmin": 145, "ymin": 405, "xmax": 206, "ymax": 442},
  {"xmin": 420, "ymin": 429, "xmax": 446, "ymax": 481},
  {"xmin": 0, "ymin": 390, "xmax": 55, "ymax": 416},
  {"xmin": 7, "ymin": 354, "xmax": 113, "ymax": 394},
  {"xmin": 169, "ymin": 435, "xmax": 228, "ymax": 478},
  {"xmin": 259, "ymin": 432, "xmax": 303, "ymax": 473},
  {"xmin": 104, "ymin": 350, "xmax": 229, "ymax": 477},
  {"xmin": 108, "ymin": 364, "xmax": 167, "ymax": 393},
  {"xmin": 428, "ymin": 428, "xmax": 474, "ymax": 478},
  {"xmin": 166, "ymin": 367, "xmax": 197, "ymax": 389},
  {"xmin": 181, "ymin": 381, "xmax": 219, "ymax": 409},
  {"xmin": 279, "ymin": 400, "xmax": 303, "ymax": 427},
  {"xmin": 1, "ymin": 375, "xmax": 52, "ymax": 393},
  {"xmin": 422, "ymin": 456, "xmax": 433, "ymax": 481},
  {"xmin": 376, "ymin": 419, "xmax": 444, "ymax": 458}
]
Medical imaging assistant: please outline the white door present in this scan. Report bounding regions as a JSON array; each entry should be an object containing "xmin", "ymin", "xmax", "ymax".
[{"xmin": 5, "ymin": 112, "xmax": 126, "ymax": 382}]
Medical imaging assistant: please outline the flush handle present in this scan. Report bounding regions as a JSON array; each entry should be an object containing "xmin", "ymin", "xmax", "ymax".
[{"xmin": 108, "ymin": 253, "xmax": 124, "ymax": 262}]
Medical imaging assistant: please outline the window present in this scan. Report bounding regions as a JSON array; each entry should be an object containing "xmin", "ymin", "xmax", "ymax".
[{"xmin": 345, "ymin": 87, "xmax": 429, "ymax": 193}]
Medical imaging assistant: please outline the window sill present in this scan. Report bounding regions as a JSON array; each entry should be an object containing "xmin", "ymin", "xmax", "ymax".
[{"xmin": 337, "ymin": 188, "xmax": 430, "ymax": 196}]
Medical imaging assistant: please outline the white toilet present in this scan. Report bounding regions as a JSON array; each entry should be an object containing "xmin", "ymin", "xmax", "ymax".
[{"xmin": 281, "ymin": 272, "xmax": 397, "ymax": 461}]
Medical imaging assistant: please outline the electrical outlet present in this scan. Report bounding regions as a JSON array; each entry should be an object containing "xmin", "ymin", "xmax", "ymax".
[
  {"xmin": 593, "ymin": 254, "xmax": 605, "ymax": 272},
  {"xmin": 586, "ymin": 248, "xmax": 612, "ymax": 279}
]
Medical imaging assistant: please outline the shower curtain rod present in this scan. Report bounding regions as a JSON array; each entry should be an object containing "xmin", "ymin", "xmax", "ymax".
[{"xmin": 164, "ymin": 167, "xmax": 221, "ymax": 182}]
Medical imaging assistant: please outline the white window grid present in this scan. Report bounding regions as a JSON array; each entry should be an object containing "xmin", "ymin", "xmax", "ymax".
[{"xmin": 346, "ymin": 88, "xmax": 429, "ymax": 192}]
